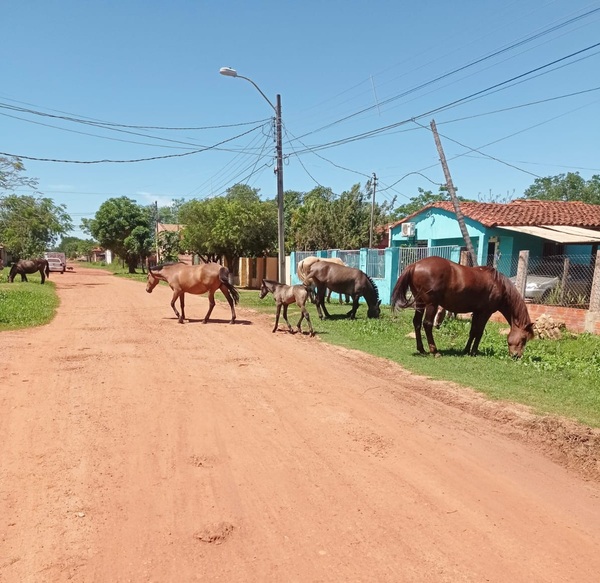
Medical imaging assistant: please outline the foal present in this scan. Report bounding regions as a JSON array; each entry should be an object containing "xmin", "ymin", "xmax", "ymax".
[{"xmin": 259, "ymin": 279, "xmax": 315, "ymax": 337}]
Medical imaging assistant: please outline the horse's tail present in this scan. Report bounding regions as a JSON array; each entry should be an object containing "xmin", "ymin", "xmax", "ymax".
[
  {"xmin": 297, "ymin": 259, "xmax": 310, "ymax": 284},
  {"xmin": 219, "ymin": 267, "xmax": 239, "ymax": 304},
  {"xmin": 391, "ymin": 264, "xmax": 415, "ymax": 311}
]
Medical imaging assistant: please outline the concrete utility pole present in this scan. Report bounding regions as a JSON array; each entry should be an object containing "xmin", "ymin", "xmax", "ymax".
[
  {"xmin": 430, "ymin": 119, "xmax": 478, "ymax": 266},
  {"xmin": 369, "ymin": 172, "xmax": 378, "ymax": 248},
  {"xmin": 155, "ymin": 201, "xmax": 160, "ymax": 265}
]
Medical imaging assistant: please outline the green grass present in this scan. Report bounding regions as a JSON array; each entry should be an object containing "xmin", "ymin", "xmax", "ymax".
[
  {"xmin": 0, "ymin": 275, "xmax": 60, "ymax": 331},
  {"xmin": 242, "ymin": 290, "xmax": 600, "ymax": 428}
]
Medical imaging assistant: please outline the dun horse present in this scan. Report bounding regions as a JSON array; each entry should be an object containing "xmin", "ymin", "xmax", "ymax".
[
  {"xmin": 297, "ymin": 256, "xmax": 350, "ymax": 304},
  {"xmin": 259, "ymin": 279, "xmax": 315, "ymax": 336},
  {"xmin": 391, "ymin": 256, "xmax": 534, "ymax": 358},
  {"xmin": 303, "ymin": 261, "xmax": 381, "ymax": 320},
  {"xmin": 146, "ymin": 262, "xmax": 239, "ymax": 324},
  {"xmin": 8, "ymin": 259, "xmax": 50, "ymax": 284}
]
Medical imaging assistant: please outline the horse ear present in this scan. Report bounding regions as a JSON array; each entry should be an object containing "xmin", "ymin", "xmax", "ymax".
[{"xmin": 377, "ymin": 300, "xmax": 382, "ymax": 306}]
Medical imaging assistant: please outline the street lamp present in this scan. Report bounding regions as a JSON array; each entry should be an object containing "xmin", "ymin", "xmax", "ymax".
[{"xmin": 219, "ymin": 66, "xmax": 286, "ymax": 284}]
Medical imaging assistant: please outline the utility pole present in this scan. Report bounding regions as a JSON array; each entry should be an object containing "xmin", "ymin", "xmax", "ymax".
[
  {"xmin": 275, "ymin": 94, "xmax": 286, "ymax": 283},
  {"xmin": 155, "ymin": 201, "xmax": 160, "ymax": 266},
  {"xmin": 430, "ymin": 119, "xmax": 478, "ymax": 266},
  {"xmin": 369, "ymin": 172, "xmax": 378, "ymax": 248}
]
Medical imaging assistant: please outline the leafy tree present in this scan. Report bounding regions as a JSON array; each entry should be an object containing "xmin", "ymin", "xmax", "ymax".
[
  {"xmin": 288, "ymin": 186, "xmax": 337, "ymax": 250},
  {"xmin": 124, "ymin": 225, "xmax": 154, "ymax": 272},
  {"xmin": 82, "ymin": 197, "xmax": 150, "ymax": 273},
  {"xmin": 523, "ymin": 172, "xmax": 600, "ymax": 204},
  {"xmin": 0, "ymin": 194, "xmax": 72, "ymax": 259},
  {"xmin": 57, "ymin": 236, "xmax": 97, "ymax": 260},
  {"xmin": 157, "ymin": 197, "xmax": 186, "ymax": 224},
  {"xmin": 180, "ymin": 184, "xmax": 277, "ymax": 273},
  {"xmin": 158, "ymin": 230, "xmax": 183, "ymax": 263},
  {"xmin": 0, "ymin": 156, "xmax": 38, "ymax": 192}
]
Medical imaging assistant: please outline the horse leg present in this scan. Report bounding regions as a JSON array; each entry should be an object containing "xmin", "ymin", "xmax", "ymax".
[
  {"xmin": 315, "ymin": 286, "xmax": 329, "ymax": 319},
  {"xmin": 464, "ymin": 313, "xmax": 491, "ymax": 356},
  {"xmin": 347, "ymin": 296, "xmax": 360, "ymax": 319},
  {"xmin": 40, "ymin": 268, "xmax": 46, "ymax": 284},
  {"xmin": 326, "ymin": 288, "xmax": 332, "ymax": 303},
  {"xmin": 423, "ymin": 304, "xmax": 440, "ymax": 356},
  {"xmin": 273, "ymin": 302, "xmax": 282, "ymax": 333},
  {"xmin": 202, "ymin": 290, "xmax": 216, "ymax": 324},
  {"xmin": 171, "ymin": 291, "xmax": 184, "ymax": 323},
  {"xmin": 412, "ymin": 307, "xmax": 426, "ymax": 354},
  {"xmin": 220, "ymin": 285, "xmax": 237, "ymax": 324},
  {"xmin": 299, "ymin": 307, "xmax": 314, "ymax": 336},
  {"xmin": 21, "ymin": 273, "xmax": 28, "ymax": 282},
  {"xmin": 282, "ymin": 303, "xmax": 295, "ymax": 333}
]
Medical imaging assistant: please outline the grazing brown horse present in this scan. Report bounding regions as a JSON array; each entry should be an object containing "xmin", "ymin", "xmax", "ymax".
[
  {"xmin": 297, "ymin": 256, "xmax": 350, "ymax": 304},
  {"xmin": 391, "ymin": 256, "xmax": 534, "ymax": 358},
  {"xmin": 259, "ymin": 279, "xmax": 315, "ymax": 336},
  {"xmin": 8, "ymin": 259, "xmax": 50, "ymax": 284},
  {"xmin": 304, "ymin": 261, "xmax": 381, "ymax": 320},
  {"xmin": 146, "ymin": 262, "xmax": 239, "ymax": 324}
]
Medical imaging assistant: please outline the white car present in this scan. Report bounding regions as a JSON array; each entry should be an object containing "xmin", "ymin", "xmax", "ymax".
[
  {"xmin": 510, "ymin": 274, "xmax": 559, "ymax": 301},
  {"xmin": 47, "ymin": 257, "xmax": 66, "ymax": 273}
]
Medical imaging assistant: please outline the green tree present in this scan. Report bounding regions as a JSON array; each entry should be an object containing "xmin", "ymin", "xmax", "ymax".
[
  {"xmin": 0, "ymin": 156, "xmax": 38, "ymax": 192},
  {"xmin": 523, "ymin": 172, "xmax": 600, "ymax": 204},
  {"xmin": 0, "ymin": 194, "xmax": 72, "ymax": 259},
  {"xmin": 58, "ymin": 236, "xmax": 97, "ymax": 260},
  {"xmin": 124, "ymin": 225, "xmax": 154, "ymax": 272},
  {"xmin": 180, "ymin": 184, "xmax": 277, "ymax": 273},
  {"xmin": 82, "ymin": 197, "xmax": 150, "ymax": 273}
]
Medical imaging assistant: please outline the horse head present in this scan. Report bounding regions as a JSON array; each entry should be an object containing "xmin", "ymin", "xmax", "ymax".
[
  {"xmin": 507, "ymin": 322, "xmax": 535, "ymax": 359},
  {"xmin": 259, "ymin": 279, "xmax": 271, "ymax": 300},
  {"xmin": 367, "ymin": 299, "xmax": 381, "ymax": 319},
  {"xmin": 146, "ymin": 267, "xmax": 160, "ymax": 293}
]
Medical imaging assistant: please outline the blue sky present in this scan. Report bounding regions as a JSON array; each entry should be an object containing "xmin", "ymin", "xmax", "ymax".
[{"xmin": 2, "ymin": 0, "xmax": 600, "ymax": 238}]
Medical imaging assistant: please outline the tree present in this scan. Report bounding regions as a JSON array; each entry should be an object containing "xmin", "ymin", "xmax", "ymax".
[
  {"xmin": 124, "ymin": 225, "xmax": 154, "ymax": 272},
  {"xmin": 0, "ymin": 194, "xmax": 72, "ymax": 259},
  {"xmin": 0, "ymin": 156, "xmax": 38, "ymax": 192},
  {"xmin": 57, "ymin": 236, "xmax": 97, "ymax": 260},
  {"xmin": 180, "ymin": 184, "xmax": 277, "ymax": 272},
  {"xmin": 523, "ymin": 172, "xmax": 600, "ymax": 204},
  {"xmin": 82, "ymin": 197, "xmax": 151, "ymax": 273}
]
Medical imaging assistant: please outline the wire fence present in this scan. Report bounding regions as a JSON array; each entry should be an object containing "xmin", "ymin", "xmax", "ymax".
[{"xmin": 501, "ymin": 253, "xmax": 596, "ymax": 308}]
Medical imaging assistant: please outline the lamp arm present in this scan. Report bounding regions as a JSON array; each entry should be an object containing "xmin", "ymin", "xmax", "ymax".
[{"xmin": 236, "ymin": 75, "xmax": 276, "ymax": 112}]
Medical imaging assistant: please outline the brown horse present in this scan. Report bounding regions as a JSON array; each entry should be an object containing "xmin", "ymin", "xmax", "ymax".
[
  {"xmin": 297, "ymin": 256, "xmax": 350, "ymax": 304},
  {"xmin": 146, "ymin": 262, "xmax": 239, "ymax": 324},
  {"xmin": 8, "ymin": 259, "xmax": 50, "ymax": 284},
  {"xmin": 259, "ymin": 279, "xmax": 315, "ymax": 336},
  {"xmin": 391, "ymin": 256, "xmax": 534, "ymax": 358},
  {"xmin": 304, "ymin": 261, "xmax": 381, "ymax": 320}
]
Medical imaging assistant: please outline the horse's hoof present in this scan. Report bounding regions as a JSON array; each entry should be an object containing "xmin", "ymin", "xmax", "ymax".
[{"xmin": 434, "ymin": 352, "xmax": 442, "ymax": 359}]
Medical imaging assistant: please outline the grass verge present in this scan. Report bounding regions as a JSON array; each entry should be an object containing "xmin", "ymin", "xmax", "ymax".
[{"xmin": 0, "ymin": 276, "xmax": 60, "ymax": 331}]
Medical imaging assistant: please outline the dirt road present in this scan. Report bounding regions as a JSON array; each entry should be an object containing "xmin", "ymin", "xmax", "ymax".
[{"xmin": 1, "ymin": 267, "xmax": 600, "ymax": 582}]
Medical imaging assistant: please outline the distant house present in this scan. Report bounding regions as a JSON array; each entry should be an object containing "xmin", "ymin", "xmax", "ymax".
[{"xmin": 388, "ymin": 200, "xmax": 600, "ymax": 273}]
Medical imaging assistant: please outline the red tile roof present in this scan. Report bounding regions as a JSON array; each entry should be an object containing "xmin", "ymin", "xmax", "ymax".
[{"xmin": 394, "ymin": 200, "xmax": 600, "ymax": 228}]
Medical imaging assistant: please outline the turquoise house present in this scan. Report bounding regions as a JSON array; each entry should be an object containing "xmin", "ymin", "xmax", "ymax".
[{"xmin": 388, "ymin": 200, "xmax": 600, "ymax": 276}]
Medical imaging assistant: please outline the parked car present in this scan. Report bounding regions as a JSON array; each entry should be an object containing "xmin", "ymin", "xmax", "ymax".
[
  {"xmin": 510, "ymin": 275, "xmax": 559, "ymax": 302},
  {"xmin": 46, "ymin": 257, "xmax": 66, "ymax": 273},
  {"xmin": 510, "ymin": 271, "xmax": 592, "ymax": 304}
]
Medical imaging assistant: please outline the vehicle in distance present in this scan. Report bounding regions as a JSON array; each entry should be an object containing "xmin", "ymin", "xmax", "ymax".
[{"xmin": 46, "ymin": 256, "xmax": 66, "ymax": 273}]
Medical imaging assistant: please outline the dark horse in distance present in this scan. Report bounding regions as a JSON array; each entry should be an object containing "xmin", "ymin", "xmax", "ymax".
[
  {"xmin": 8, "ymin": 259, "xmax": 50, "ymax": 284},
  {"xmin": 146, "ymin": 262, "xmax": 239, "ymax": 324},
  {"xmin": 391, "ymin": 256, "xmax": 534, "ymax": 358},
  {"xmin": 304, "ymin": 260, "xmax": 381, "ymax": 320}
]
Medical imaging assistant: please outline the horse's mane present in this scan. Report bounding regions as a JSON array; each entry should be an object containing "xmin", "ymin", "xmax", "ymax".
[
  {"xmin": 366, "ymin": 274, "xmax": 379, "ymax": 301},
  {"xmin": 493, "ymin": 269, "xmax": 532, "ymax": 326}
]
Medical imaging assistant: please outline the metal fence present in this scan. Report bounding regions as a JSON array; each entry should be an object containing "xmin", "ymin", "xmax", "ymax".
[
  {"xmin": 500, "ymin": 253, "xmax": 596, "ymax": 308},
  {"xmin": 398, "ymin": 245, "xmax": 460, "ymax": 278}
]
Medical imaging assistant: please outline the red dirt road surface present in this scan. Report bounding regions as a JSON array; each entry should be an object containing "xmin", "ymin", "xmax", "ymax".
[{"xmin": 1, "ymin": 267, "xmax": 600, "ymax": 582}]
